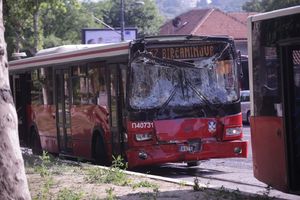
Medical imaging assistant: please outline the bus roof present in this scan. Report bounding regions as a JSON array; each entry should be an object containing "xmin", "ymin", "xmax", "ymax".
[
  {"xmin": 136, "ymin": 35, "xmax": 234, "ymax": 43},
  {"xmin": 248, "ymin": 5, "xmax": 300, "ymax": 22},
  {"xmin": 9, "ymin": 42, "xmax": 130, "ymax": 72}
]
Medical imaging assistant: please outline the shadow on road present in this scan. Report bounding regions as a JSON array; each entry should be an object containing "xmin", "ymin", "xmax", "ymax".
[
  {"xmin": 133, "ymin": 163, "xmax": 264, "ymax": 188},
  {"xmin": 117, "ymin": 187, "xmax": 270, "ymax": 200},
  {"xmin": 134, "ymin": 163, "xmax": 224, "ymax": 176}
]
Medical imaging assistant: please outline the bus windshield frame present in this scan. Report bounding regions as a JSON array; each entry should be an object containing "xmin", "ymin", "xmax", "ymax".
[{"xmin": 128, "ymin": 40, "xmax": 239, "ymax": 112}]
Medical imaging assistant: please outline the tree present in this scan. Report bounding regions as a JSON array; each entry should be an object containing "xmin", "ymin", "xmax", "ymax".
[
  {"xmin": 40, "ymin": 0, "xmax": 98, "ymax": 48},
  {"xmin": 0, "ymin": 0, "xmax": 31, "ymax": 199},
  {"xmin": 4, "ymin": 0, "xmax": 96, "ymax": 59},
  {"xmin": 3, "ymin": 0, "xmax": 33, "ymax": 57},
  {"xmin": 4, "ymin": 0, "xmax": 163, "ymax": 60},
  {"xmin": 242, "ymin": 0, "xmax": 300, "ymax": 12},
  {"xmin": 83, "ymin": 0, "xmax": 164, "ymax": 37}
]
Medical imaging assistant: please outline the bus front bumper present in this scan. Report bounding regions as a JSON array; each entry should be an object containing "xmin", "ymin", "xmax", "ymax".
[{"xmin": 126, "ymin": 140, "xmax": 247, "ymax": 168}]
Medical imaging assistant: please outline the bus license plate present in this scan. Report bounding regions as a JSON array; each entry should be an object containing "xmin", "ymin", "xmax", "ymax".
[{"xmin": 179, "ymin": 145, "xmax": 195, "ymax": 152}]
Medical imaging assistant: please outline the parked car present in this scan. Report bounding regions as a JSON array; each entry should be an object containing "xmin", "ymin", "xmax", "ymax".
[{"xmin": 240, "ymin": 90, "xmax": 250, "ymax": 124}]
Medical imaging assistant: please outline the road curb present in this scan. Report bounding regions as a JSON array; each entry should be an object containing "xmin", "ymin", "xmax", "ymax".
[
  {"xmin": 90, "ymin": 164, "xmax": 198, "ymax": 187},
  {"xmin": 89, "ymin": 164, "xmax": 285, "ymax": 199}
]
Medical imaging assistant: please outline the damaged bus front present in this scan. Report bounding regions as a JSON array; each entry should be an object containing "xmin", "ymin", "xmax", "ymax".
[{"xmin": 126, "ymin": 35, "xmax": 247, "ymax": 168}]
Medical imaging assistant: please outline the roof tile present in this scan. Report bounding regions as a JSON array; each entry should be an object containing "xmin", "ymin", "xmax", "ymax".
[{"xmin": 160, "ymin": 8, "xmax": 250, "ymax": 40}]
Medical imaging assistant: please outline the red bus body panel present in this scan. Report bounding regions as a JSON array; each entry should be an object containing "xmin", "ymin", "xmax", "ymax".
[
  {"xmin": 127, "ymin": 114, "xmax": 247, "ymax": 168},
  {"xmin": 32, "ymin": 105, "xmax": 58, "ymax": 153},
  {"xmin": 30, "ymin": 103, "xmax": 247, "ymax": 168},
  {"xmin": 154, "ymin": 118, "xmax": 217, "ymax": 141},
  {"xmin": 71, "ymin": 105, "xmax": 111, "ymax": 159},
  {"xmin": 31, "ymin": 104, "xmax": 111, "ymax": 161},
  {"xmin": 250, "ymin": 116, "xmax": 288, "ymax": 191},
  {"xmin": 127, "ymin": 140, "xmax": 247, "ymax": 168}
]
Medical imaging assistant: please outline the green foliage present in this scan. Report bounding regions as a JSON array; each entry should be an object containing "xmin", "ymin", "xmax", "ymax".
[
  {"xmin": 57, "ymin": 188, "xmax": 84, "ymax": 200},
  {"xmin": 111, "ymin": 155, "xmax": 127, "ymax": 169},
  {"xmin": 242, "ymin": 0, "xmax": 300, "ymax": 12},
  {"xmin": 84, "ymin": 167, "xmax": 106, "ymax": 183},
  {"xmin": 33, "ymin": 151, "xmax": 55, "ymax": 200},
  {"xmin": 4, "ymin": 0, "xmax": 163, "ymax": 60},
  {"xmin": 83, "ymin": 0, "xmax": 164, "ymax": 37},
  {"xmin": 105, "ymin": 187, "xmax": 116, "ymax": 200},
  {"xmin": 41, "ymin": 0, "xmax": 98, "ymax": 47},
  {"xmin": 179, "ymin": 180, "xmax": 188, "ymax": 187},
  {"xmin": 132, "ymin": 180, "xmax": 158, "ymax": 190},
  {"xmin": 85, "ymin": 155, "xmax": 130, "ymax": 186},
  {"xmin": 242, "ymin": 0, "xmax": 263, "ymax": 12},
  {"xmin": 193, "ymin": 177, "xmax": 204, "ymax": 191},
  {"xmin": 34, "ymin": 151, "xmax": 52, "ymax": 177},
  {"xmin": 104, "ymin": 155, "xmax": 130, "ymax": 185},
  {"xmin": 33, "ymin": 176, "xmax": 54, "ymax": 200},
  {"xmin": 4, "ymin": 0, "xmax": 96, "ymax": 59}
]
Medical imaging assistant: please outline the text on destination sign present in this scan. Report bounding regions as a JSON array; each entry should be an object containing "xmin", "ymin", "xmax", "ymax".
[{"xmin": 147, "ymin": 45, "xmax": 214, "ymax": 59}]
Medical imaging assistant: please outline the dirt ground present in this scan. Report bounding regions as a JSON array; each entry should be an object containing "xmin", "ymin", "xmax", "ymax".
[{"xmin": 22, "ymin": 151, "xmax": 271, "ymax": 200}]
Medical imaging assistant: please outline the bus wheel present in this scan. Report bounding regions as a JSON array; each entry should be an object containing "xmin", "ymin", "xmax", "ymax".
[
  {"xmin": 31, "ymin": 128, "xmax": 42, "ymax": 155},
  {"xmin": 93, "ymin": 134, "xmax": 108, "ymax": 166},
  {"xmin": 187, "ymin": 161, "xmax": 201, "ymax": 167}
]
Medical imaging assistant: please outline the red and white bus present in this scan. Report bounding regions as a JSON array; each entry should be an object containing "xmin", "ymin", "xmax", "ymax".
[
  {"xmin": 9, "ymin": 35, "xmax": 247, "ymax": 168},
  {"xmin": 248, "ymin": 6, "xmax": 300, "ymax": 194}
]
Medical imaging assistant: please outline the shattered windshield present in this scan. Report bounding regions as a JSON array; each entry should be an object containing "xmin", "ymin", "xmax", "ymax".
[{"xmin": 129, "ymin": 42, "xmax": 239, "ymax": 110}]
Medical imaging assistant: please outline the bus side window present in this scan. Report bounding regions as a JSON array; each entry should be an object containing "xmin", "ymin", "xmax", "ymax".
[
  {"xmin": 87, "ymin": 65, "xmax": 107, "ymax": 108},
  {"xmin": 72, "ymin": 65, "xmax": 89, "ymax": 105},
  {"xmin": 98, "ymin": 67, "xmax": 108, "ymax": 108},
  {"xmin": 40, "ymin": 67, "xmax": 54, "ymax": 105},
  {"xmin": 31, "ymin": 69, "xmax": 43, "ymax": 105}
]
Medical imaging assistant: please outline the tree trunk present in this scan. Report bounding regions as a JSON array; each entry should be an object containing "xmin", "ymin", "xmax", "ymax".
[
  {"xmin": 0, "ymin": 0, "xmax": 31, "ymax": 199},
  {"xmin": 33, "ymin": 0, "xmax": 39, "ymax": 54}
]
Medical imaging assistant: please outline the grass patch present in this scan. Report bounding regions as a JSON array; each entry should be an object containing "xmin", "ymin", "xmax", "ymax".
[
  {"xmin": 57, "ymin": 188, "xmax": 84, "ymax": 200},
  {"xmin": 105, "ymin": 187, "xmax": 117, "ymax": 200},
  {"xmin": 132, "ymin": 180, "xmax": 158, "ymax": 190},
  {"xmin": 84, "ymin": 155, "xmax": 131, "ymax": 186},
  {"xmin": 32, "ymin": 152, "xmax": 54, "ymax": 200}
]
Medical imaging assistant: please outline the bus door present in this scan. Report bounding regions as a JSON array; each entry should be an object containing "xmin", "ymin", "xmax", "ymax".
[
  {"xmin": 108, "ymin": 64, "xmax": 126, "ymax": 157},
  {"xmin": 55, "ymin": 69, "xmax": 73, "ymax": 153},
  {"xmin": 11, "ymin": 73, "xmax": 31, "ymax": 146},
  {"xmin": 250, "ymin": 45, "xmax": 288, "ymax": 191},
  {"xmin": 281, "ymin": 43, "xmax": 300, "ymax": 192}
]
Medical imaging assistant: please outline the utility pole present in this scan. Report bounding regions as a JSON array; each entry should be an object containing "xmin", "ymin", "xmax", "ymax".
[{"xmin": 120, "ymin": 0, "xmax": 125, "ymax": 41}]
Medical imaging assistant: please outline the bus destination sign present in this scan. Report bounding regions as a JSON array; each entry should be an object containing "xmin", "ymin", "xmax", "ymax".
[{"xmin": 147, "ymin": 45, "xmax": 215, "ymax": 60}]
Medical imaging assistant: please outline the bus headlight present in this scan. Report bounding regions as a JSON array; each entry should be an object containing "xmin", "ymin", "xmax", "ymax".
[
  {"xmin": 135, "ymin": 133, "xmax": 152, "ymax": 141},
  {"xmin": 225, "ymin": 127, "xmax": 242, "ymax": 136}
]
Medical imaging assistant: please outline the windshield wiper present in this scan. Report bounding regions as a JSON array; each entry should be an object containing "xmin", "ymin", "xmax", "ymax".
[
  {"xmin": 155, "ymin": 84, "xmax": 180, "ymax": 118},
  {"xmin": 185, "ymin": 79, "xmax": 225, "ymax": 116}
]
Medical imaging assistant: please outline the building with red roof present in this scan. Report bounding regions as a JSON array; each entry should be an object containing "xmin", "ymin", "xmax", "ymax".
[{"xmin": 159, "ymin": 8, "xmax": 257, "ymax": 55}]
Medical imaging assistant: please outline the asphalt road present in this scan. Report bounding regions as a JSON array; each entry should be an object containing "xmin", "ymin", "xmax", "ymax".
[{"xmin": 134, "ymin": 126, "xmax": 300, "ymax": 200}]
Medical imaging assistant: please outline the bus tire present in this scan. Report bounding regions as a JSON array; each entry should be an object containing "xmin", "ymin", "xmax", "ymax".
[
  {"xmin": 93, "ymin": 133, "xmax": 108, "ymax": 166},
  {"xmin": 187, "ymin": 161, "xmax": 201, "ymax": 167},
  {"xmin": 31, "ymin": 128, "xmax": 42, "ymax": 155}
]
